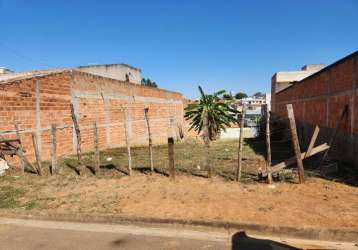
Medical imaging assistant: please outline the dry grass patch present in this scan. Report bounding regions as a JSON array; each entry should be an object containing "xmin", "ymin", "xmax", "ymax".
[{"xmin": 1, "ymin": 139, "xmax": 357, "ymax": 230}]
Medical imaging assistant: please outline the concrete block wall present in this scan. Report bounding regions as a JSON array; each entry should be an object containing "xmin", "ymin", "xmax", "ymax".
[
  {"xmin": 273, "ymin": 51, "xmax": 358, "ymax": 170},
  {"xmin": 0, "ymin": 70, "xmax": 184, "ymax": 166},
  {"xmin": 71, "ymin": 71, "xmax": 184, "ymax": 151}
]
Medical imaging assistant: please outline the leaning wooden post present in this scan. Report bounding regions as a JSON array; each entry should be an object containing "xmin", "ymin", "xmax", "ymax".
[
  {"xmin": 305, "ymin": 125, "xmax": 320, "ymax": 158},
  {"xmin": 14, "ymin": 124, "xmax": 25, "ymax": 173},
  {"xmin": 203, "ymin": 110, "xmax": 212, "ymax": 178},
  {"xmin": 93, "ymin": 122, "xmax": 100, "ymax": 173},
  {"xmin": 265, "ymin": 106, "xmax": 273, "ymax": 184},
  {"xmin": 124, "ymin": 109, "xmax": 132, "ymax": 176},
  {"xmin": 168, "ymin": 137, "xmax": 175, "ymax": 180},
  {"xmin": 287, "ymin": 104, "xmax": 305, "ymax": 183},
  {"xmin": 70, "ymin": 103, "xmax": 83, "ymax": 172},
  {"xmin": 31, "ymin": 132, "xmax": 42, "ymax": 176},
  {"xmin": 236, "ymin": 105, "xmax": 246, "ymax": 181},
  {"xmin": 12, "ymin": 125, "xmax": 36, "ymax": 173},
  {"xmin": 50, "ymin": 124, "xmax": 58, "ymax": 175},
  {"xmin": 144, "ymin": 108, "xmax": 154, "ymax": 173}
]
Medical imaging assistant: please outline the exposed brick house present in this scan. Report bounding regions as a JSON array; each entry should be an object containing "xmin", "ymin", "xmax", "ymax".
[
  {"xmin": 0, "ymin": 68, "xmax": 184, "ymax": 164},
  {"xmin": 271, "ymin": 51, "xmax": 358, "ymax": 171}
]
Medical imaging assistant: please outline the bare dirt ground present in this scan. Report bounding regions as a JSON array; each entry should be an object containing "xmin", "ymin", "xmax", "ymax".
[
  {"xmin": 1, "ymin": 172, "xmax": 358, "ymax": 230},
  {"xmin": 1, "ymin": 139, "xmax": 357, "ymax": 231}
]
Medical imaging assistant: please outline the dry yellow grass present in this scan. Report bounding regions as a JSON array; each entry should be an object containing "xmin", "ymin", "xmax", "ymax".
[{"xmin": 1, "ymin": 139, "xmax": 357, "ymax": 230}]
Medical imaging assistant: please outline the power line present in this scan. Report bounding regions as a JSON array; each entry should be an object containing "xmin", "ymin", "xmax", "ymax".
[{"xmin": 0, "ymin": 41, "xmax": 55, "ymax": 68}]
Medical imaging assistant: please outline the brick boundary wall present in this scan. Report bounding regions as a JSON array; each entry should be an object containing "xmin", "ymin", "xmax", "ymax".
[
  {"xmin": 0, "ymin": 70, "xmax": 184, "ymax": 166},
  {"xmin": 273, "ymin": 51, "xmax": 358, "ymax": 172}
]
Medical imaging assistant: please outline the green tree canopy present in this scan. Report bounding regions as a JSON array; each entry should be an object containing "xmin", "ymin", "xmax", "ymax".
[
  {"xmin": 141, "ymin": 78, "xmax": 158, "ymax": 88},
  {"xmin": 185, "ymin": 86, "xmax": 238, "ymax": 140},
  {"xmin": 253, "ymin": 91, "xmax": 265, "ymax": 97},
  {"xmin": 235, "ymin": 92, "xmax": 248, "ymax": 99},
  {"xmin": 222, "ymin": 93, "xmax": 234, "ymax": 100}
]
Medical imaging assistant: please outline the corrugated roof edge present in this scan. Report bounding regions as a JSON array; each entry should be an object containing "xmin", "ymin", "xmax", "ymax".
[{"xmin": 275, "ymin": 50, "xmax": 358, "ymax": 95}]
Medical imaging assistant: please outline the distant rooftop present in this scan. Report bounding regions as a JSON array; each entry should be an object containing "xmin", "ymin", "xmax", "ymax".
[
  {"xmin": 77, "ymin": 63, "xmax": 141, "ymax": 72},
  {"xmin": 77, "ymin": 63, "xmax": 142, "ymax": 84},
  {"xmin": 0, "ymin": 67, "xmax": 13, "ymax": 75},
  {"xmin": 301, "ymin": 64, "xmax": 326, "ymax": 71},
  {"xmin": 0, "ymin": 68, "xmax": 67, "ymax": 83},
  {"xmin": 273, "ymin": 64, "xmax": 326, "ymax": 83},
  {"xmin": 0, "ymin": 63, "xmax": 142, "ymax": 84}
]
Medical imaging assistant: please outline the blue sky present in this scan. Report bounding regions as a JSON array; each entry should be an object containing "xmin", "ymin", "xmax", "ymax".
[{"xmin": 1, "ymin": 0, "xmax": 357, "ymax": 98}]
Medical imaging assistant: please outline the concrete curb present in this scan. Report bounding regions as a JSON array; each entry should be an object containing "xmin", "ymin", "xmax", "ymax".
[{"xmin": 1, "ymin": 211, "xmax": 357, "ymax": 242}]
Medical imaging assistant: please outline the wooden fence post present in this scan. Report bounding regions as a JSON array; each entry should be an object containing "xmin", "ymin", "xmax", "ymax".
[
  {"xmin": 50, "ymin": 124, "xmax": 58, "ymax": 174},
  {"xmin": 236, "ymin": 106, "xmax": 246, "ymax": 181},
  {"xmin": 168, "ymin": 137, "xmax": 175, "ymax": 180},
  {"xmin": 14, "ymin": 124, "xmax": 25, "ymax": 173},
  {"xmin": 70, "ymin": 103, "xmax": 82, "ymax": 172},
  {"xmin": 124, "ymin": 109, "xmax": 132, "ymax": 176},
  {"xmin": 31, "ymin": 132, "xmax": 42, "ymax": 176},
  {"xmin": 93, "ymin": 122, "xmax": 100, "ymax": 173},
  {"xmin": 265, "ymin": 106, "xmax": 273, "ymax": 184},
  {"xmin": 287, "ymin": 104, "xmax": 305, "ymax": 183},
  {"xmin": 144, "ymin": 108, "xmax": 154, "ymax": 173},
  {"xmin": 203, "ymin": 110, "xmax": 212, "ymax": 178}
]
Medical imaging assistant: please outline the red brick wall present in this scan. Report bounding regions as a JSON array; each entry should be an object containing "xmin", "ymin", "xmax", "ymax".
[
  {"xmin": 273, "ymin": 51, "xmax": 358, "ymax": 167},
  {"xmin": 0, "ymin": 73, "xmax": 73, "ymax": 165},
  {"xmin": 0, "ymin": 70, "xmax": 184, "ymax": 166},
  {"xmin": 274, "ymin": 52, "xmax": 357, "ymax": 135}
]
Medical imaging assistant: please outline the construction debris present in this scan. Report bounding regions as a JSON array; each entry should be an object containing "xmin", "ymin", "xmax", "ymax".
[{"xmin": 0, "ymin": 158, "xmax": 9, "ymax": 176}]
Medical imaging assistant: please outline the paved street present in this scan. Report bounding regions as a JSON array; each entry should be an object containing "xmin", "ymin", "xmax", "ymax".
[
  {"xmin": 0, "ymin": 218, "xmax": 357, "ymax": 250},
  {"xmin": 0, "ymin": 224, "xmax": 226, "ymax": 250}
]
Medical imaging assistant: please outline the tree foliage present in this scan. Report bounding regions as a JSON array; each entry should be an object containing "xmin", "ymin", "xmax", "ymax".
[
  {"xmin": 141, "ymin": 78, "xmax": 158, "ymax": 88},
  {"xmin": 222, "ymin": 93, "xmax": 234, "ymax": 100},
  {"xmin": 185, "ymin": 86, "xmax": 239, "ymax": 140},
  {"xmin": 253, "ymin": 91, "xmax": 265, "ymax": 97},
  {"xmin": 235, "ymin": 92, "xmax": 248, "ymax": 99}
]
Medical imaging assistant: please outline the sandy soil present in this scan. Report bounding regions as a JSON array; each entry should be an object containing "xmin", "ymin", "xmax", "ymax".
[{"xmin": 2, "ymin": 173, "xmax": 357, "ymax": 230}]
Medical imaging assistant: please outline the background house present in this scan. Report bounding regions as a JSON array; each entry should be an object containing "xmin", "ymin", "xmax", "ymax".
[
  {"xmin": 271, "ymin": 64, "xmax": 325, "ymax": 112},
  {"xmin": 77, "ymin": 64, "xmax": 142, "ymax": 84}
]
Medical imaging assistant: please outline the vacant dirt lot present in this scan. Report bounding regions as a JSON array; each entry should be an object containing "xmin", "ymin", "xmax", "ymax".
[
  {"xmin": 1, "ymin": 139, "xmax": 357, "ymax": 230},
  {"xmin": 1, "ymin": 171, "xmax": 358, "ymax": 230}
]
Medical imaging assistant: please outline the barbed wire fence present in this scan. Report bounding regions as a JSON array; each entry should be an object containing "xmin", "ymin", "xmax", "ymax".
[{"xmin": 1, "ymin": 103, "xmax": 333, "ymax": 185}]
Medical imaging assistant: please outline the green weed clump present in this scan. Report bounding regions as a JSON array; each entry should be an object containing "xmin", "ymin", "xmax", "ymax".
[{"xmin": 0, "ymin": 185, "xmax": 25, "ymax": 209}]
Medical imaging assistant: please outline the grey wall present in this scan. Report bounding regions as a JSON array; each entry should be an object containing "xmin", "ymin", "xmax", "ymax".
[{"xmin": 77, "ymin": 64, "xmax": 142, "ymax": 84}]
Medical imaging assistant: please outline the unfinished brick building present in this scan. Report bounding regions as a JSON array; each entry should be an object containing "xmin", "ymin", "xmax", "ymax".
[
  {"xmin": 272, "ymin": 51, "xmax": 358, "ymax": 172},
  {"xmin": 0, "ymin": 68, "xmax": 184, "ymax": 165}
]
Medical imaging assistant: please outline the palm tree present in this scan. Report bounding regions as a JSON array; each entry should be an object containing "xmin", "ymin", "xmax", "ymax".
[{"xmin": 185, "ymin": 86, "xmax": 238, "ymax": 140}]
